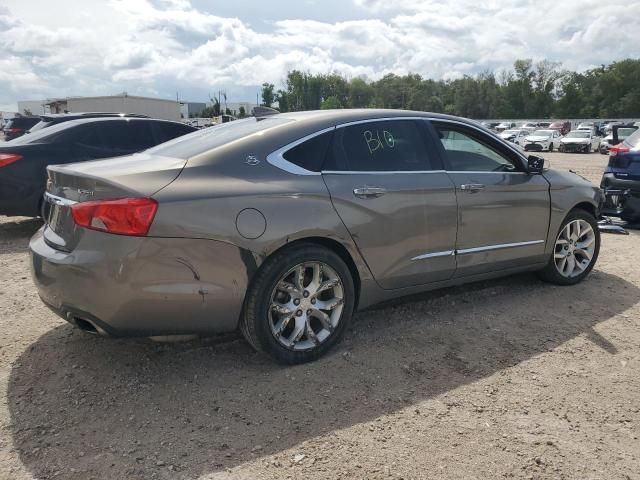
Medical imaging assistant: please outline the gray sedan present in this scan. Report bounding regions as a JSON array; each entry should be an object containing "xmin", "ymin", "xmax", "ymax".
[{"xmin": 30, "ymin": 110, "xmax": 603, "ymax": 363}]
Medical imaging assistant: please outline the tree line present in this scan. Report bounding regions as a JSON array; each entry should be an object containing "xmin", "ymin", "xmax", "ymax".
[{"xmin": 260, "ymin": 58, "xmax": 640, "ymax": 119}]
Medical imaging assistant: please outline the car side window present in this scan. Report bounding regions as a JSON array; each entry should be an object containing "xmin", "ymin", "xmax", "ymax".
[
  {"xmin": 434, "ymin": 124, "xmax": 519, "ymax": 172},
  {"xmin": 152, "ymin": 121, "xmax": 196, "ymax": 144},
  {"xmin": 73, "ymin": 126, "xmax": 104, "ymax": 149},
  {"xmin": 101, "ymin": 121, "xmax": 156, "ymax": 152},
  {"xmin": 283, "ymin": 130, "xmax": 334, "ymax": 172},
  {"xmin": 329, "ymin": 120, "xmax": 434, "ymax": 172}
]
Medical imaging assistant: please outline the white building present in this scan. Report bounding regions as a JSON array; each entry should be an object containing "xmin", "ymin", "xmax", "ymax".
[
  {"xmin": 17, "ymin": 100, "xmax": 48, "ymax": 116},
  {"xmin": 40, "ymin": 94, "xmax": 181, "ymax": 121}
]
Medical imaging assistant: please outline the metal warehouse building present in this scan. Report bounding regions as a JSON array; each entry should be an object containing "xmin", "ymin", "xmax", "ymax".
[{"xmin": 40, "ymin": 94, "xmax": 182, "ymax": 121}]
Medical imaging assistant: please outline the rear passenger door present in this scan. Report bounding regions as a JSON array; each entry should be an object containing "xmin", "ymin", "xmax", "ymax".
[
  {"xmin": 322, "ymin": 118, "xmax": 458, "ymax": 289},
  {"xmin": 430, "ymin": 121, "xmax": 550, "ymax": 277}
]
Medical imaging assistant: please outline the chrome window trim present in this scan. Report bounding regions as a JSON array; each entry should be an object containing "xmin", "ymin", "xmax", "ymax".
[
  {"xmin": 44, "ymin": 192, "xmax": 77, "ymax": 206},
  {"xmin": 456, "ymin": 239, "xmax": 544, "ymax": 255},
  {"xmin": 322, "ymin": 170, "xmax": 446, "ymax": 175},
  {"xmin": 265, "ymin": 126, "xmax": 335, "ymax": 176},
  {"xmin": 266, "ymin": 115, "xmax": 528, "ymax": 176},
  {"xmin": 411, "ymin": 250, "xmax": 455, "ymax": 261}
]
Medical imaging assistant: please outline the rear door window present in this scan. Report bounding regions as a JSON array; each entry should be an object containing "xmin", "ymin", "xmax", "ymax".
[{"xmin": 328, "ymin": 119, "xmax": 435, "ymax": 171}]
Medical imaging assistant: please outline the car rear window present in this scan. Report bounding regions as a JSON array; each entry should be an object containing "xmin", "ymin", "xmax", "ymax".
[
  {"xmin": 6, "ymin": 117, "xmax": 39, "ymax": 129},
  {"xmin": 146, "ymin": 117, "xmax": 293, "ymax": 159}
]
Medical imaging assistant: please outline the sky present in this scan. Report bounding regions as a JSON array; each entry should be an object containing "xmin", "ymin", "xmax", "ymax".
[{"xmin": 0, "ymin": 0, "xmax": 638, "ymax": 112}]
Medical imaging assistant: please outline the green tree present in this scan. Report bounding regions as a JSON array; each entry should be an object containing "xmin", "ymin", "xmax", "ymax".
[
  {"xmin": 238, "ymin": 106, "xmax": 246, "ymax": 118},
  {"xmin": 261, "ymin": 83, "xmax": 275, "ymax": 107}
]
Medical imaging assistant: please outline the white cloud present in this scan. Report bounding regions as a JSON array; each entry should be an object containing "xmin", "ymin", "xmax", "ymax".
[{"xmin": 0, "ymin": 0, "xmax": 638, "ymax": 111}]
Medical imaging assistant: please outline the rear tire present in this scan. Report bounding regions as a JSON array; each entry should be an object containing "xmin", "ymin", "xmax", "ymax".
[
  {"xmin": 558, "ymin": 144, "xmax": 565, "ymax": 153},
  {"xmin": 240, "ymin": 243, "xmax": 355, "ymax": 364},
  {"xmin": 538, "ymin": 209, "xmax": 600, "ymax": 286}
]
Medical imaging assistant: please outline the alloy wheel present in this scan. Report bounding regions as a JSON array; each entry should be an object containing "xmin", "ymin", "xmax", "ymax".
[
  {"xmin": 269, "ymin": 262, "xmax": 344, "ymax": 351},
  {"xmin": 553, "ymin": 219, "xmax": 596, "ymax": 278}
]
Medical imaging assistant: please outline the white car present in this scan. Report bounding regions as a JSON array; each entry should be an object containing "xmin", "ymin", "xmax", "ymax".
[
  {"xmin": 499, "ymin": 128, "xmax": 528, "ymax": 146},
  {"xmin": 519, "ymin": 122, "xmax": 540, "ymax": 132},
  {"xmin": 599, "ymin": 127, "xmax": 638, "ymax": 154},
  {"xmin": 523, "ymin": 129, "xmax": 562, "ymax": 152},
  {"xmin": 559, "ymin": 130, "xmax": 600, "ymax": 153},
  {"xmin": 495, "ymin": 121, "xmax": 516, "ymax": 132}
]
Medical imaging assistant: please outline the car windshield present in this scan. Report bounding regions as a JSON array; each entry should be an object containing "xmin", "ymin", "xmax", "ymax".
[
  {"xmin": 618, "ymin": 128, "xmax": 637, "ymax": 138},
  {"xmin": 531, "ymin": 130, "xmax": 552, "ymax": 137},
  {"xmin": 566, "ymin": 131, "xmax": 590, "ymax": 138},
  {"xmin": 28, "ymin": 121, "xmax": 51, "ymax": 133},
  {"xmin": 146, "ymin": 117, "xmax": 294, "ymax": 159}
]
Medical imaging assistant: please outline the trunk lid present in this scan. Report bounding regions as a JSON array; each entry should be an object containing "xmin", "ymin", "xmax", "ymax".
[{"xmin": 43, "ymin": 153, "xmax": 186, "ymax": 251}]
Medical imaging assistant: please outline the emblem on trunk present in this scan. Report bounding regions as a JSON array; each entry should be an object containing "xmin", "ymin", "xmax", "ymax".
[
  {"xmin": 78, "ymin": 189, "xmax": 94, "ymax": 196},
  {"xmin": 245, "ymin": 155, "xmax": 260, "ymax": 166}
]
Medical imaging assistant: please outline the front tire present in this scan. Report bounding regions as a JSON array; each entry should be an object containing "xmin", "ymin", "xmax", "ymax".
[
  {"xmin": 548, "ymin": 143, "xmax": 554, "ymax": 152},
  {"xmin": 240, "ymin": 243, "xmax": 355, "ymax": 364},
  {"xmin": 538, "ymin": 209, "xmax": 600, "ymax": 285}
]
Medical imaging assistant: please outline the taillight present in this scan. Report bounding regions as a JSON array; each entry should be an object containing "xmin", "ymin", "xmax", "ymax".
[
  {"xmin": 71, "ymin": 198, "xmax": 158, "ymax": 236},
  {"xmin": 609, "ymin": 144, "xmax": 630, "ymax": 156},
  {"xmin": 0, "ymin": 153, "xmax": 23, "ymax": 167},
  {"xmin": 5, "ymin": 128, "xmax": 22, "ymax": 134}
]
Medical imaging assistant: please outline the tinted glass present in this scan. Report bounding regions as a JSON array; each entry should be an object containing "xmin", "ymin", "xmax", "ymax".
[
  {"xmin": 73, "ymin": 125, "xmax": 103, "ymax": 148},
  {"xmin": 101, "ymin": 120, "xmax": 156, "ymax": 151},
  {"xmin": 435, "ymin": 124, "xmax": 518, "ymax": 172},
  {"xmin": 153, "ymin": 121, "xmax": 197, "ymax": 143},
  {"xmin": 332, "ymin": 120, "xmax": 433, "ymax": 171},
  {"xmin": 147, "ymin": 117, "xmax": 293, "ymax": 159},
  {"xmin": 283, "ymin": 130, "xmax": 333, "ymax": 172}
]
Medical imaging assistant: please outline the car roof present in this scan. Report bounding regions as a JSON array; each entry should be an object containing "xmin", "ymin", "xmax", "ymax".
[
  {"xmin": 261, "ymin": 109, "xmax": 482, "ymax": 132},
  {"xmin": 40, "ymin": 112, "xmax": 150, "ymax": 120}
]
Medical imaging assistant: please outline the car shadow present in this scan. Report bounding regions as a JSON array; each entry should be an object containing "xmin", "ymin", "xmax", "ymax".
[
  {"xmin": 0, "ymin": 217, "xmax": 42, "ymax": 255},
  {"xmin": 8, "ymin": 270, "xmax": 637, "ymax": 479}
]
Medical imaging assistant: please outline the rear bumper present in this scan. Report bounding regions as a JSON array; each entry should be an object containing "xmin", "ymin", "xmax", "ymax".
[{"xmin": 29, "ymin": 227, "xmax": 254, "ymax": 336}]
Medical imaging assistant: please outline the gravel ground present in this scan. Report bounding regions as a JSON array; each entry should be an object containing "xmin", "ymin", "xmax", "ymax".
[{"xmin": 1, "ymin": 152, "xmax": 639, "ymax": 480}]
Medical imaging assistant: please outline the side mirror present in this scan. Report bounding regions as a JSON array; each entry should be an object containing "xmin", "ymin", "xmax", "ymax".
[{"xmin": 527, "ymin": 155, "xmax": 545, "ymax": 174}]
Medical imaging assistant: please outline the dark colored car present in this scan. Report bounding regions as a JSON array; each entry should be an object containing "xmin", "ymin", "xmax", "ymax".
[
  {"xmin": 29, "ymin": 109, "xmax": 603, "ymax": 364},
  {"xmin": 3, "ymin": 117, "xmax": 40, "ymax": 140},
  {"xmin": 0, "ymin": 117, "xmax": 197, "ymax": 217},
  {"xmin": 548, "ymin": 121, "xmax": 571, "ymax": 136},
  {"xmin": 600, "ymin": 126, "xmax": 640, "ymax": 222},
  {"xmin": 29, "ymin": 112, "xmax": 149, "ymax": 133}
]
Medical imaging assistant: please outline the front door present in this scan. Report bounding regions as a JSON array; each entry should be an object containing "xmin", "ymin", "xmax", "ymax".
[
  {"xmin": 430, "ymin": 121, "xmax": 551, "ymax": 277},
  {"xmin": 322, "ymin": 118, "xmax": 458, "ymax": 289}
]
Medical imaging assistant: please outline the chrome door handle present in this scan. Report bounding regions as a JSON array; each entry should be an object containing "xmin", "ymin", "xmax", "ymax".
[
  {"xmin": 460, "ymin": 183, "xmax": 485, "ymax": 193},
  {"xmin": 353, "ymin": 186, "xmax": 387, "ymax": 199}
]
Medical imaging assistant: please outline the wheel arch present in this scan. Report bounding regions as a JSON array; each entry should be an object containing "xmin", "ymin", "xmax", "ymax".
[
  {"xmin": 255, "ymin": 236, "xmax": 362, "ymax": 311},
  {"xmin": 570, "ymin": 201, "xmax": 598, "ymax": 218}
]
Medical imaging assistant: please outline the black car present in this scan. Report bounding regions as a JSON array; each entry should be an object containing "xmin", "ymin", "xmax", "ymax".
[
  {"xmin": 3, "ymin": 117, "xmax": 40, "ymax": 140},
  {"xmin": 28, "ymin": 112, "xmax": 149, "ymax": 133},
  {"xmin": 600, "ymin": 126, "xmax": 640, "ymax": 223},
  {"xmin": 0, "ymin": 117, "xmax": 197, "ymax": 217}
]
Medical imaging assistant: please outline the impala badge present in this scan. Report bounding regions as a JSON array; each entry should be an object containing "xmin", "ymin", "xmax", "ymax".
[{"xmin": 78, "ymin": 189, "xmax": 94, "ymax": 196}]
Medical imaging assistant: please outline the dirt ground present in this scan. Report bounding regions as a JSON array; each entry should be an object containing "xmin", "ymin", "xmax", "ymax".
[{"xmin": 0, "ymin": 152, "xmax": 638, "ymax": 480}]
